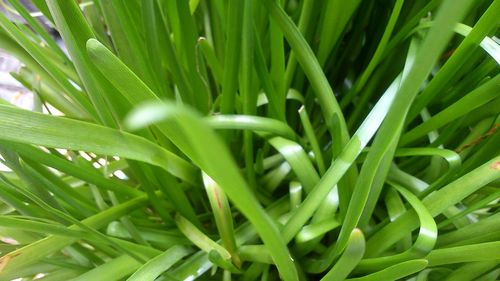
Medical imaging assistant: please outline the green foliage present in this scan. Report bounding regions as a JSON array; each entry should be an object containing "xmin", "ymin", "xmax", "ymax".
[{"xmin": 0, "ymin": 0, "xmax": 498, "ymax": 280}]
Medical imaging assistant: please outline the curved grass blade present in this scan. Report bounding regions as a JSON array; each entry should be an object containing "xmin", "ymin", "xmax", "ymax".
[
  {"xmin": 392, "ymin": 147, "xmax": 461, "ymax": 196},
  {"xmin": 355, "ymin": 184, "xmax": 437, "ymax": 273},
  {"xmin": 268, "ymin": 137, "xmax": 319, "ymax": 194},
  {"xmin": 320, "ymin": 229, "xmax": 365, "ymax": 281},
  {"xmin": 366, "ymin": 155, "xmax": 500, "ymax": 256}
]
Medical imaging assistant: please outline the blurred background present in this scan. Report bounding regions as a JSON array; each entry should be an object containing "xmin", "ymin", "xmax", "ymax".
[{"xmin": 0, "ymin": 0, "xmax": 55, "ymax": 110}]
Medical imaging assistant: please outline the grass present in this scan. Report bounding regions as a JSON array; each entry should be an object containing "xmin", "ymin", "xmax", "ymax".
[{"xmin": 0, "ymin": 0, "xmax": 498, "ymax": 280}]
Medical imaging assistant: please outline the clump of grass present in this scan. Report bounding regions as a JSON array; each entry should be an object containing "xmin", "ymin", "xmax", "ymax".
[{"xmin": 0, "ymin": 0, "xmax": 498, "ymax": 280}]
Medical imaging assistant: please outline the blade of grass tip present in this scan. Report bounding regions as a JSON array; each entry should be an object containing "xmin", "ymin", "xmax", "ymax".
[
  {"xmin": 220, "ymin": 0, "xmax": 243, "ymax": 115},
  {"xmin": 256, "ymin": 88, "xmax": 305, "ymax": 107},
  {"xmin": 333, "ymin": 0, "xmax": 474, "ymax": 257},
  {"xmin": 125, "ymin": 102, "xmax": 299, "ymax": 281},
  {"xmin": 126, "ymin": 246, "xmax": 192, "ymax": 281},
  {"xmin": 84, "ymin": 37, "xmax": 218, "ymax": 222},
  {"xmin": 365, "ymin": 155, "xmax": 500, "ymax": 257},
  {"xmin": 280, "ymin": 74, "xmax": 401, "ymax": 243},
  {"xmin": 346, "ymin": 259, "xmax": 428, "ymax": 281},
  {"xmin": 198, "ymin": 37, "xmax": 223, "ymax": 85},
  {"xmin": 320, "ymin": 229, "xmax": 365, "ymax": 281},
  {"xmin": 202, "ymin": 173, "xmax": 241, "ymax": 267}
]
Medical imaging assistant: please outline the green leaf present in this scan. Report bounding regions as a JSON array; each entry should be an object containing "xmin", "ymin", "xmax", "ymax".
[{"xmin": 0, "ymin": 105, "xmax": 198, "ymax": 185}]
